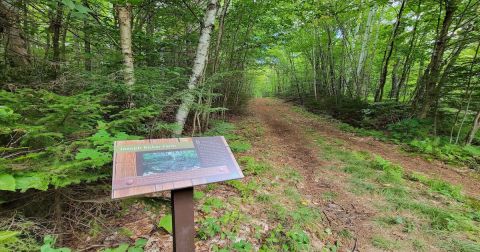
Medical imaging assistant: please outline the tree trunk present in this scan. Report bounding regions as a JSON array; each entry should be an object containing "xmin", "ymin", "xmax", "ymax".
[
  {"xmin": 145, "ymin": 10, "xmax": 155, "ymax": 67},
  {"xmin": 212, "ymin": 0, "xmax": 230, "ymax": 74},
  {"xmin": 326, "ymin": 26, "xmax": 336, "ymax": 97},
  {"xmin": 457, "ymin": 41, "xmax": 480, "ymax": 144},
  {"xmin": 415, "ymin": 0, "xmax": 457, "ymax": 118},
  {"xmin": 174, "ymin": 0, "xmax": 219, "ymax": 136},
  {"xmin": 466, "ymin": 111, "xmax": 480, "ymax": 145},
  {"xmin": 288, "ymin": 52, "xmax": 303, "ymax": 105},
  {"xmin": 0, "ymin": 0, "xmax": 30, "ymax": 67},
  {"xmin": 84, "ymin": 13, "xmax": 92, "ymax": 71},
  {"xmin": 356, "ymin": 3, "xmax": 377, "ymax": 97},
  {"xmin": 52, "ymin": 1, "xmax": 63, "ymax": 63},
  {"xmin": 375, "ymin": 0, "xmax": 406, "ymax": 102},
  {"xmin": 389, "ymin": 58, "xmax": 401, "ymax": 99},
  {"xmin": 312, "ymin": 46, "xmax": 317, "ymax": 100},
  {"xmin": 116, "ymin": 3, "xmax": 135, "ymax": 86},
  {"xmin": 397, "ymin": 0, "xmax": 421, "ymax": 101},
  {"xmin": 61, "ymin": 12, "xmax": 71, "ymax": 62}
]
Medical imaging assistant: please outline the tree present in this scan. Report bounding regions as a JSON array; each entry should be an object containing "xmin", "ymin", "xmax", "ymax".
[
  {"xmin": 356, "ymin": 3, "xmax": 377, "ymax": 97},
  {"xmin": 174, "ymin": 0, "xmax": 219, "ymax": 135},
  {"xmin": 0, "ymin": 0, "xmax": 30, "ymax": 67},
  {"xmin": 83, "ymin": 0, "xmax": 91, "ymax": 71},
  {"xmin": 414, "ymin": 0, "xmax": 457, "ymax": 118},
  {"xmin": 116, "ymin": 3, "xmax": 135, "ymax": 86},
  {"xmin": 52, "ymin": 1, "xmax": 63, "ymax": 63},
  {"xmin": 375, "ymin": 0, "xmax": 407, "ymax": 102},
  {"xmin": 466, "ymin": 111, "xmax": 480, "ymax": 145}
]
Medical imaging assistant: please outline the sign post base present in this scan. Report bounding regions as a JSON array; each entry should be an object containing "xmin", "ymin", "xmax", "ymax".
[{"xmin": 172, "ymin": 187, "xmax": 195, "ymax": 252}]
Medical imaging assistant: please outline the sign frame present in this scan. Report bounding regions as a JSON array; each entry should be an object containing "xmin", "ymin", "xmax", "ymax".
[{"xmin": 112, "ymin": 136, "xmax": 244, "ymax": 251}]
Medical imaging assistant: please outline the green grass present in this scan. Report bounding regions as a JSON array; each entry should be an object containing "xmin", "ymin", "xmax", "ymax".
[
  {"xmin": 239, "ymin": 156, "xmax": 270, "ymax": 175},
  {"xmin": 371, "ymin": 235, "xmax": 401, "ymax": 250},
  {"xmin": 412, "ymin": 239, "xmax": 426, "ymax": 251},
  {"xmin": 441, "ymin": 239, "xmax": 480, "ymax": 252},
  {"xmin": 407, "ymin": 172, "xmax": 463, "ymax": 201},
  {"xmin": 343, "ymin": 163, "xmax": 375, "ymax": 179},
  {"xmin": 391, "ymin": 197, "xmax": 478, "ymax": 232}
]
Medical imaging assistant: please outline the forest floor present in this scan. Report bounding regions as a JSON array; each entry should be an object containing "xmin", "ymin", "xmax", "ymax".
[{"xmin": 66, "ymin": 98, "xmax": 480, "ymax": 252}]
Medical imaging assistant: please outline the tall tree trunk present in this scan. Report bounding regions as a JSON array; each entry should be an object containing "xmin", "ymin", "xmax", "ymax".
[
  {"xmin": 117, "ymin": 3, "xmax": 135, "ymax": 86},
  {"xmin": 356, "ymin": 3, "xmax": 377, "ymax": 97},
  {"xmin": 145, "ymin": 10, "xmax": 155, "ymax": 67},
  {"xmin": 84, "ymin": 12, "xmax": 92, "ymax": 71},
  {"xmin": 415, "ymin": 0, "xmax": 457, "ymax": 118},
  {"xmin": 397, "ymin": 0, "xmax": 421, "ymax": 101},
  {"xmin": 212, "ymin": 0, "xmax": 230, "ymax": 74},
  {"xmin": 326, "ymin": 26, "xmax": 336, "ymax": 97},
  {"xmin": 375, "ymin": 0, "xmax": 407, "ymax": 102},
  {"xmin": 312, "ymin": 46, "xmax": 317, "ymax": 100},
  {"xmin": 0, "ymin": 0, "xmax": 30, "ymax": 67},
  {"xmin": 61, "ymin": 12, "xmax": 71, "ymax": 62},
  {"xmin": 174, "ymin": 0, "xmax": 219, "ymax": 136},
  {"xmin": 52, "ymin": 1, "xmax": 63, "ymax": 63},
  {"xmin": 457, "ymin": 41, "xmax": 480, "ymax": 144},
  {"xmin": 466, "ymin": 111, "xmax": 480, "ymax": 145},
  {"xmin": 389, "ymin": 58, "xmax": 401, "ymax": 99},
  {"xmin": 288, "ymin": 52, "xmax": 303, "ymax": 105}
]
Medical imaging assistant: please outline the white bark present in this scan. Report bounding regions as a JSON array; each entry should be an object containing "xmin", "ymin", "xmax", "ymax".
[
  {"xmin": 117, "ymin": 4, "xmax": 135, "ymax": 86},
  {"xmin": 466, "ymin": 111, "xmax": 480, "ymax": 145},
  {"xmin": 174, "ymin": 0, "xmax": 219, "ymax": 136},
  {"xmin": 356, "ymin": 3, "xmax": 377, "ymax": 95}
]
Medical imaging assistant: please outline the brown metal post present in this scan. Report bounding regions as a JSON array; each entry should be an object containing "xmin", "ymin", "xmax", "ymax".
[{"xmin": 172, "ymin": 187, "xmax": 195, "ymax": 252}]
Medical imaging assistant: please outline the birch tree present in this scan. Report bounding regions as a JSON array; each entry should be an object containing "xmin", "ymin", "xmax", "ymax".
[
  {"xmin": 116, "ymin": 3, "xmax": 135, "ymax": 86},
  {"xmin": 466, "ymin": 111, "xmax": 480, "ymax": 145},
  {"xmin": 174, "ymin": 0, "xmax": 219, "ymax": 135},
  {"xmin": 356, "ymin": 3, "xmax": 377, "ymax": 97}
]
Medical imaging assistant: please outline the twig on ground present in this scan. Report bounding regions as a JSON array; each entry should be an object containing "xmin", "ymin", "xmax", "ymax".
[{"xmin": 322, "ymin": 210, "xmax": 332, "ymax": 226}]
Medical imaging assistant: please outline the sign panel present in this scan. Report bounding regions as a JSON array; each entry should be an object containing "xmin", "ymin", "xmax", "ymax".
[{"xmin": 112, "ymin": 136, "xmax": 244, "ymax": 198}]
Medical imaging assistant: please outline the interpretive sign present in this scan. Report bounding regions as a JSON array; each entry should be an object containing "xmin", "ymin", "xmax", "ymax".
[{"xmin": 112, "ymin": 136, "xmax": 244, "ymax": 199}]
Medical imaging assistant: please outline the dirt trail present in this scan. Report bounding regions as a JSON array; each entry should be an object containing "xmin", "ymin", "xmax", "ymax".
[
  {"xmin": 248, "ymin": 99, "xmax": 381, "ymax": 251},
  {"xmin": 245, "ymin": 98, "xmax": 480, "ymax": 251},
  {"xmin": 249, "ymin": 98, "xmax": 480, "ymax": 199}
]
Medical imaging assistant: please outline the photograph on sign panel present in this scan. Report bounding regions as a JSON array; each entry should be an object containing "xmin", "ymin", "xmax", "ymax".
[{"xmin": 137, "ymin": 149, "xmax": 201, "ymax": 176}]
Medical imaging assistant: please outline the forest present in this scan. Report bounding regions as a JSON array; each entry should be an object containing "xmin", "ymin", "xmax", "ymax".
[{"xmin": 0, "ymin": 0, "xmax": 479, "ymax": 251}]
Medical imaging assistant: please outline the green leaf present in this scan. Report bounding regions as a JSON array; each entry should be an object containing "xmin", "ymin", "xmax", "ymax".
[
  {"xmin": 134, "ymin": 238, "xmax": 147, "ymax": 247},
  {"xmin": 127, "ymin": 238, "xmax": 147, "ymax": 252},
  {"xmin": 0, "ymin": 174, "xmax": 16, "ymax": 191},
  {"xmin": 103, "ymin": 244, "xmax": 129, "ymax": 252},
  {"xmin": 41, "ymin": 235, "xmax": 71, "ymax": 252},
  {"xmin": 15, "ymin": 175, "xmax": 49, "ymax": 192},
  {"xmin": 75, "ymin": 148, "xmax": 111, "ymax": 166},
  {"xmin": 158, "ymin": 214, "xmax": 173, "ymax": 234},
  {"xmin": 61, "ymin": 0, "xmax": 76, "ymax": 10},
  {"xmin": 75, "ymin": 5, "xmax": 91, "ymax": 14},
  {"xmin": 0, "ymin": 231, "xmax": 19, "ymax": 242}
]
